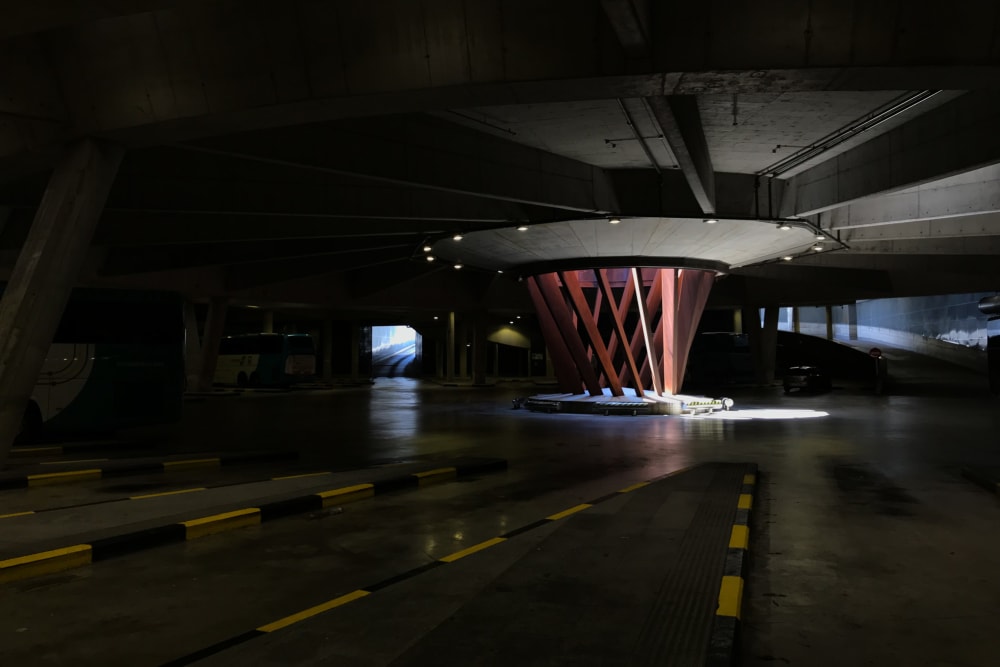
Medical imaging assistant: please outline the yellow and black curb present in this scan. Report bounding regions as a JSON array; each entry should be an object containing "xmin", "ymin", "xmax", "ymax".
[
  {"xmin": 0, "ymin": 450, "xmax": 298, "ymax": 490},
  {"xmin": 706, "ymin": 464, "xmax": 758, "ymax": 667},
  {"xmin": 158, "ymin": 467, "xmax": 693, "ymax": 667},
  {"xmin": 0, "ymin": 458, "xmax": 506, "ymax": 586},
  {"xmin": 960, "ymin": 467, "xmax": 1000, "ymax": 497}
]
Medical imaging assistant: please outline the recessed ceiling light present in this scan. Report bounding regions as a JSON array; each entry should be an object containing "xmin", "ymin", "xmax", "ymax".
[
  {"xmin": 433, "ymin": 316, "xmax": 439, "ymax": 320},
  {"xmin": 778, "ymin": 223, "xmax": 791, "ymax": 231},
  {"xmin": 454, "ymin": 263, "xmax": 463, "ymax": 270},
  {"xmin": 246, "ymin": 305, "xmax": 260, "ymax": 309},
  {"xmin": 782, "ymin": 255, "xmax": 793, "ymax": 261},
  {"xmin": 812, "ymin": 244, "xmax": 823, "ymax": 251},
  {"xmin": 516, "ymin": 315, "xmax": 521, "ymax": 319},
  {"xmin": 516, "ymin": 225, "xmax": 529, "ymax": 231},
  {"xmin": 703, "ymin": 218, "xmax": 718, "ymax": 224},
  {"xmin": 423, "ymin": 245, "xmax": 432, "ymax": 252},
  {"xmin": 609, "ymin": 217, "xmax": 621, "ymax": 224},
  {"xmin": 509, "ymin": 321, "xmax": 514, "ymax": 325},
  {"xmin": 426, "ymin": 255, "xmax": 435, "ymax": 262},
  {"xmin": 815, "ymin": 234, "xmax": 825, "ymax": 241},
  {"xmin": 497, "ymin": 269, "xmax": 504, "ymax": 274},
  {"xmin": 453, "ymin": 234, "xmax": 463, "ymax": 241}
]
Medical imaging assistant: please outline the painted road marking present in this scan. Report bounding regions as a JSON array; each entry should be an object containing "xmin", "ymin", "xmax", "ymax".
[
  {"xmin": 258, "ymin": 590, "xmax": 371, "ymax": 633},
  {"xmin": 439, "ymin": 537, "xmax": 507, "ymax": 563},
  {"xmin": 0, "ymin": 511, "xmax": 35, "ymax": 519},
  {"xmin": 272, "ymin": 472, "xmax": 332, "ymax": 480},
  {"xmin": 130, "ymin": 488, "xmax": 207, "ymax": 500},
  {"xmin": 163, "ymin": 458, "xmax": 220, "ymax": 472},
  {"xmin": 27, "ymin": 469, "xmax": 102, "ymax": 486},
  {"xmin": 546, "ymin": 503, "xmax": 593, "ymax": 521},
  {"xmin": 39, "ymin": 458, "xmax": 109, "ymax": 465},
  {"xmin": 618, "ymin": 481, "xmax": 650, "ymax": 493},
  {"xmin": 158, "ymin": 465, "xmax": 703, "ymax": 666},
  {"xmin": 737, "ymin": 493, "xmax": 753, "ymax": 510}
]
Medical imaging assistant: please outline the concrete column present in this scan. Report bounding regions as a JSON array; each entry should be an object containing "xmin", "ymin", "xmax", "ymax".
[
  {"xmin": 323, "ymin": 317, "xmax": 334, "ymax": 381},
  {"xmin": 825, "ymin": 305, "xmax": 834, "ymax": 340},
  {"xmin": 349, "ymin": 322, "xmax": 360, "ymax": 382},
  {"xmin": 0, "ymin": 139, "xmax": 123, "ymax": 463},
  {"xmin": 458, "ymin": 317, "xmax": 469, "ymax": 379},
  {"xmin": 446, "ymin": 311, "xmax": 456, "ymax": 381},
  {"xmin": 792, "ymin": 306, "xmax": 801, "ymax": 334},
  {"xmin": 196, "ymin": 297, "xmax": 228, "ymax": 392},
  {"xmin": 759, "ymin": 306, "xmax": 780, "ymax": 384},
  {"xmin": 733, "ymin": 308, "xmax": 743, "ymax": 334},
  {"xmin": 183, "ymin": 300, "xmax": 202, "ymax": 391},
  {"xmin": 848, "ymin": 303, "xmax": 859, "ymax": 340},
  {"xmin": 262, "ymin": 311, "xmax": 274, "ymax": 334},
  {"xmin": 435, "ymin": 339, "xmax": 444, "ymax": 379},
  {"xmin": 472, "ymin": 316, "xmax": 488, "ymax": 385}
]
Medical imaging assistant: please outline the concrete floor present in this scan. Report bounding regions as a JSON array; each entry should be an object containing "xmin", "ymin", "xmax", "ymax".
[{"xmin": 2, "ymin": 350, "xmax": 1000, "ymax": 666}]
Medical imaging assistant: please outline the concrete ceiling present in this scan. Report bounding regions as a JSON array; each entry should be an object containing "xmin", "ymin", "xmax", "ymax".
[{"xmin": 1, "ymin": 0, "xmax": 999, "ymax": 318}]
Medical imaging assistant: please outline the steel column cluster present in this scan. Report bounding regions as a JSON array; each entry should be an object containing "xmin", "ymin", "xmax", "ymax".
[{"xmin": 526, "ymin": 268, "xmax": 715, "ymax": 396}]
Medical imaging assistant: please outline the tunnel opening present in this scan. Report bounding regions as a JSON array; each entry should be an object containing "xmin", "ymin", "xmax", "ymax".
[{"xmin": 371, "ymin": 325, "xmax": 422, "ymax": 378}]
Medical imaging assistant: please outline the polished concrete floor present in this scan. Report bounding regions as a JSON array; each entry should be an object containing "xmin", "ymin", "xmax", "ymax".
[{"xmin": 2, "ymin": 349, "xmax": 1000, "ymax": 666}]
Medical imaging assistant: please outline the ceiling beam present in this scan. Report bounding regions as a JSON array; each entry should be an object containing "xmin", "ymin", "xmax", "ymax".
[
  {"xmin": 840, "ymin": 214, "xmax": 1000, "ymax": 243},
  {"xmin": 183, "ymin": 115, "xmax": 620, "ymax": 215},
  {"xmin": 781, "ymin": 91, "xmax": 1000, "ymax": 217},
  {"xmin": 601, "ymin": 0, "xmax": 650, "ymax": 58},
  {"xmin": 90, "ymin": 212, "xmax": 504, "ymax": 247},
  {"xmin": 645, "ymin": 96, "xmax": 716, "ymax": 215},
  {"xmin": 821, "ymin": 163, "xmax": 1000, "ymax": 230},
  {"xmin": 224, "ymin": 248, "xmax": 414, "ymax": 291},
  {"xmin": 100, "ymin": 238, "xmax": 415, "ymax": 276}
]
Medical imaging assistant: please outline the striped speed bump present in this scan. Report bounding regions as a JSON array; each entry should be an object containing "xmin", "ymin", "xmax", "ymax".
[
  {"xmin": 0, "ymin": 451, "xmax": 297, "ymax": 490},
  {"xmin": 158, "ymin": 469, "xmax": 690, "ymax": 667},
  {"xmin": 0, "ymin": 459, "xmax": 507, "ymax": 585},
  {"xmin": 706, "ymin": 464, "xmax": 758, "ymax": 667}
]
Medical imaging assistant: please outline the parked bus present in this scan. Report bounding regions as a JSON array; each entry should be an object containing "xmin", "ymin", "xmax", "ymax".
[
  {"xmin": 23, "ymin": 289, "xmax": 185, "ymax": 439},
  {"xmin": 214, "ymin": 333, "xmax": 316, "ymax": 387}
]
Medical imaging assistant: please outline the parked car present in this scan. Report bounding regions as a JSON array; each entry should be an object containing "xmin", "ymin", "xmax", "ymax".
[{"xmin": 783, "ymin": 365, "xmax": 832, "ymax": 393}]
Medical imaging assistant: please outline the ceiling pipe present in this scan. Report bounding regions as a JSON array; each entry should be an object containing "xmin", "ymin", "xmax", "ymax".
[
  {"xmin": 757, "ymin": 90, "xmax": 941, "ymax": 179},
  {"xmin": 616, "ymin": 98, "xmax": 661, "ymax": 175}
]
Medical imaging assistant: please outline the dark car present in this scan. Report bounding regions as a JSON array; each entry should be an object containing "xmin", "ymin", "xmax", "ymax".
[{"xmin": 783, "ymin": 365, "xmax": 832, "ymax": 394}]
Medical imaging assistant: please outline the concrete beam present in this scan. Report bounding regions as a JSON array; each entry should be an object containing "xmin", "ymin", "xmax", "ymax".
[
  {"xmin": 185, "ymin": 115, "xmax": 620, "ymax": 215},
  {"xmin": 782, "ymin": 91, "xmax": 1000, "ymax": 217},
  {"xmin": 839, "ymin": 213, "xmax": 1000, "ymax": 243},
  {"xmin": 2, "ymin": 0, "xmax": 1000, "ymax": 174},
  {"xmin": 821, "ymin": 164, "xmax": 1000, "ymax": 229},
  {"xmin": 224, "ymin": 248, "xmax": 414, "ymax": 291},
  {"xmin": 645, "ymin": 96, "xmax": 716, "ymax": 215},
  {"xmin": 99, "ymin": 238, "xmax": 417, "ymax": 276},
  {"xmin": 836, "ymin": 236, "xmax": 1000, "ymax": 256},
  {"xmin": 91, "ymin": 213, "xmax": 502, "ymax": 247},
  {"xmin": 601, "ymin": 0, "xmax": 650, "ymax": 58}
]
